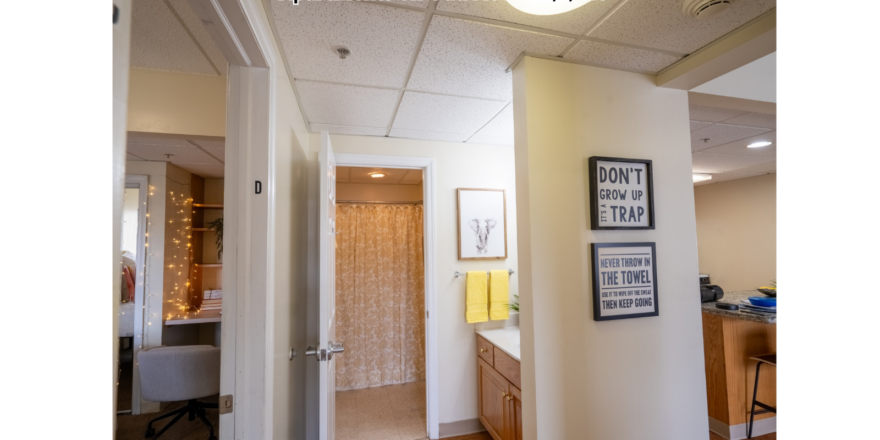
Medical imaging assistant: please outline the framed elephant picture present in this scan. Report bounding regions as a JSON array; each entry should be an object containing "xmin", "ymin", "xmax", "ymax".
[{"xmin": 457, "ymin": 188, "xmax": 508, "ymax": 260}]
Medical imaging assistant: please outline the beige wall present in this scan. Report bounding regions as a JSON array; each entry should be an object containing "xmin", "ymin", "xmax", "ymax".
[
  {"xmin": 512, "ymin": 56, "xmax": 708, "ymax": 440},
  {"xmin": 127, "ymin": 68, "xmax": 226, "ymax": 138},
  {"xmin": 110, "ymin": 0, "xmax": 131, "ymax": 440},
  {"xmin": 337, "ymin": 182, "xmax": 423, "ymax": 202},
  {"xmin": 313, "ymin": 133, "xmax": 519, "ymax": 426},
  {"xmin": 694, "ymin": 174, "xmax": 776, "ymax": 291}
]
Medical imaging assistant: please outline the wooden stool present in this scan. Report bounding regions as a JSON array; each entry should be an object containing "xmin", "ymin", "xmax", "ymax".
[{"xmin": 747, "ymin": 354, "xmax": 776, "ymax": 438}]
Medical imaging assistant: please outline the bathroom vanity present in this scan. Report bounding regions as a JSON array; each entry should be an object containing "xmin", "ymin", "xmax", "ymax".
[{"xmin": 475, "ymin": 327, "xmax": 522, "ymax": 440}]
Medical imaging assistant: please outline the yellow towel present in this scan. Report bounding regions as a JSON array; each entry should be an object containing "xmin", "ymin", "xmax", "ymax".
[
  {"xmin": 465, "ymin": 271, "xmax": 488, "ymax": 323},
  {"xmin": 489, "ymin": 270, "xmax": 510, "ymax": 321}
]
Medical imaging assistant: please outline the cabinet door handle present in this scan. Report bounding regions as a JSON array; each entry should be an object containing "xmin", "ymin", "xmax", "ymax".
[
  {"xmin": 480, "ymin": 348, "xmax": 488, "ymax": 353},
  {"xmin": 501, "ymin": 392, "xmax": 508, "ymax": 398}
]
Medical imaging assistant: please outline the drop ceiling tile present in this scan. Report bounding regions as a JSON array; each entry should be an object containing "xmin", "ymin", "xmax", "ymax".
[
  {"xmin": 690, "ymin": 121, "xmax": 713, "ymax": 132},
  {"xmin": 127, "ymin": 153, "xmax": 145, "ymax": 161},
  {"xmin": 408, "ymin": 15, "xmax": 573, "ymax": 101},
  {"xmin": 128, "ymin": 136, "xmax": 194, "ymax": 148},
  {"xmin": 564, "ymin": 40, "xmax": 680, "ymax": 73},
  {"xmin": 720, "ymin": 112, "xmax": 776, "ymax": 129},
  {"xmin": 173, "ymin": 162, "xmax": 225, "ymax": 178},
  {"xmin": 703, "ymin": 131, "xmax": 776, "ymax": 157},
  {"xmin": 190, "ymin": 139, "xmax": 224, "ymax": 150},
  {"xmin": 392, "ymin": 91, "xmax": 507, "ymax": 135},
  {"xmin": 385, "ymin": 0, "xmax": 428, "ymax": 7},
  {"xmin": 310, "ymin": 123, "xmax": 388, "ymax": 137},
  {"xmin": 688, "ymin": 105, "xmax": 749, "ymax": 123},
  {"xmin": 692, "ymin": 152, "xmax": 776, "ymax": 174},
  {"xmin": 336, "ymin": 166, "xmax": 351, "ymax": 183},
  {"xmin": 691, "ymin": 123, "xmax": 772, "ymax": 152},
  {"xmin": 468, "ymin": 105, "xmax": 513, "ymax": 146},
  {"xmin": 389, "ymin": 129, "xmax": 470, "ymax": 143},
  {"xmin": 127, "ymin": 142, "xmax": 218, "ymax": 163},
  {"xmin": 399, "ymin": 170, "xmax": 423, "ymax": 184},
  {"xmin": 130, "ymin": 0, "xmax": 219, "ymax": 75},
  {"xmin": 468, "ymin": 134, "xmax": 514, "ymax": 146},
  {"xmin": 590, "ymin": 0, "xmax": 776, "ymax": 54},
  {"xmin": 436, "ymin": 0, "xmax": 618, "ymax": 35},
  {"xmin": 271, "ymin": 1, "xmax": 424, "ymax": 88},
  {"xmin": 201, "ymin": 147, "xmax": 225, "ymax": 163},
  {"xmin": 166, "ymin": 0, "xmax": 227, "ymax": 75},
  {"xmin": 297, "ymin": 81, "xmax": 399, "ymax": 128}
]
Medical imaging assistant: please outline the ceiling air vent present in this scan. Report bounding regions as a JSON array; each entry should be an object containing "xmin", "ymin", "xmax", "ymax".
[{"xmin": 682, "ymin": 0, "xmax": 732, "ymax": 20}]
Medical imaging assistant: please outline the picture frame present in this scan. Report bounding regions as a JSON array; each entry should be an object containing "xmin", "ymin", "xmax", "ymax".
[
  {"xmin": 588, "ymin": 156, "xmax": 655, "ymax": 230},
  {"xmin": 457, "ymin": 188, "xmax": 508, "ymax": 260},
  {"xmin": 590, "ymin": 242, "xmax": 659, "ymax": 321}
]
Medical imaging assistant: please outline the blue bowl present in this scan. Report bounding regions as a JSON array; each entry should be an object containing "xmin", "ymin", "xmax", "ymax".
[{"xmin": 749, "ymin": 296, "xmax": 776, "ymax": 308}]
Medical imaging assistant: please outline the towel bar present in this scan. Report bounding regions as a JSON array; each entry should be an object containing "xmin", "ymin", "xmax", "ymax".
[{"xmin": 454, "ymin": 269, "xmax": 514, "ymax": 278}]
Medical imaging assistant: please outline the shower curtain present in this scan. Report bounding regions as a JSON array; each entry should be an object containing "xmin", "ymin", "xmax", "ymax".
[{"xmin": 335, "ymin": 203, "xmax": 426, "ymax": 390}]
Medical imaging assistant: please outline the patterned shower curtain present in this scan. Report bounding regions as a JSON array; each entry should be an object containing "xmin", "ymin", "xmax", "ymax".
[{"xmin": 335, "ymin": 203, "xmax": 426, "ymax": 390}]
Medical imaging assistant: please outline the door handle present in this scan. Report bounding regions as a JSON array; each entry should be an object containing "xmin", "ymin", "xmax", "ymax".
[
  {"xmin": 327, "ymin": 342, "xmax": 344, "ymax": 361},
  {"xmin": 305, "ymin": 345, "xmax": 324, "ymax": 362}
]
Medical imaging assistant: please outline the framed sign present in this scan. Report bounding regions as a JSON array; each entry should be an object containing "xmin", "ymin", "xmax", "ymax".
[
  {"xmin": 588, "ymin": 156, "xmax": 655, "ymax": 230},
  {"xmin": 457, "ymin": 188, "xmax": 507, "ymax": 260},
  {"xmin": 590, "ymin": 242, "xmax": 659, "ymax": 321}
]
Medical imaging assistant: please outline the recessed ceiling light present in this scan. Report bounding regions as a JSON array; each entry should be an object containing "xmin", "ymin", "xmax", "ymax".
[
  {"xmin": 369, "ymin": 172, "xmax": 385, "ymax": 178},
  {"xmin": 506, "ymin": 0, "xmax": 593, "ymax": 16},
  {"xmin": 693, "ymin": 174, "xmax": 712, "ymax": 183},
  {"xmin": 747, "ymin": 141, "xmax": 773, "ymax": 148}
]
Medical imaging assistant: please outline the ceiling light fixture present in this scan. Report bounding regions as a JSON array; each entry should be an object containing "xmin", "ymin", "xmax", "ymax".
[
  {"xmin": 506, "ymin": 0, "xmax": 593, "ymax": 16},
  {"xmin": 369, "ymin": 172, "xmax": 386, "ymax": 178},
  {"xmin": 747, "ymin": 141, "xmax": 773, "ymax": 149},
  {"xmin": 693, "ymin": 173, "xmax": 712, "ymax": 183},
  {"xmin": 335, "ymin": 47, "xmax": 351, "ymax": 60}
]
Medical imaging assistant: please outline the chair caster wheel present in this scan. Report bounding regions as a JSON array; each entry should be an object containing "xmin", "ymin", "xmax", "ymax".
[{"xmin": 145, "ymin": 428, "xmax": 155, "ymax": 438}]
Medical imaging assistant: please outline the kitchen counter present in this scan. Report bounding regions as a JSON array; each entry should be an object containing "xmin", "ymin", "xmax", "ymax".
[
  {"xmin": 476, "ymin": 326, "xmax": 520, "ymax": 361},
  {"xmin": 701, "ymin": 290, "xmax": 776, "ymax": 324}
]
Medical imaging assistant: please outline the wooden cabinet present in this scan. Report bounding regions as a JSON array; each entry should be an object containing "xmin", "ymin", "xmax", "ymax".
[{"xmin": 477, "ymin": 336, "xmax": 522, "ymax": 440}]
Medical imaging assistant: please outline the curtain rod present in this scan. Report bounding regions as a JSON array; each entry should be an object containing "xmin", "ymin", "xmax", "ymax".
[{"xmin": 336, "ymin": 200, "xmax": 423, "ymax": 205}]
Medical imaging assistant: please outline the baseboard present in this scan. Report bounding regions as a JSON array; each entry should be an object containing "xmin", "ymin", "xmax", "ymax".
[
  {"xmin": 438, "ymin": 418, "xmax": 486, "ymax": 438},
  {"xmin": 709, "ymin": 416, "xmax": 776, "ymax": 440}
]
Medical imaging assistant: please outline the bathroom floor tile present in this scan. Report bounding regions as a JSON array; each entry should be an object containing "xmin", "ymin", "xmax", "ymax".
[{"xmin": 337, "ymin": 381, "xmax": 427, "ymax": 440}]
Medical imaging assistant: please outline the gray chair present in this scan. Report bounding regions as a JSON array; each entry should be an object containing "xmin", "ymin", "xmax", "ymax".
[{"xmin": 137, "ymin": 346, "xmax": 221, "ymax": 439}]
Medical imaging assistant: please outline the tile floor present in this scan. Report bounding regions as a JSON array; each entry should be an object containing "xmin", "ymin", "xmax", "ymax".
[{"xmin": 336, "ymin": 380, "xmax": 428, "ymax": 440}]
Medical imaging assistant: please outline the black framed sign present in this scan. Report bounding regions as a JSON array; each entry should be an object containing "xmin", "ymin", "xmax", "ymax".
[
  {"xmin": 590, "ymin": 242, "xmax": 659, "ymax": 321},
  {"xmin": 588, "ymin": 156, "xmax": 655, "ymax": 230}
]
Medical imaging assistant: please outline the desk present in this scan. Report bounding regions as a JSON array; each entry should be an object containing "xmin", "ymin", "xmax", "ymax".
[
  {"xmin": 164, "ymin": 310, "xmax": 221, "ymax": 326},
  {"xmin": 164, "ymin": 310, "xmax": 222, "ymax": 347}
]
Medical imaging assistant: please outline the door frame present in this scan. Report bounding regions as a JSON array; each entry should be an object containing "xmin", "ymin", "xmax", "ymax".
[
  {"xmin": 187, "ymin": 0, "xmax": 275, "ymax": 438},
  {"xmin": 125, "ymin": 175, "xmax": 149, "ymax": 414},
  {"xmin": 334, "ymin": 153, "xmax": 440, "ymax": 440}
]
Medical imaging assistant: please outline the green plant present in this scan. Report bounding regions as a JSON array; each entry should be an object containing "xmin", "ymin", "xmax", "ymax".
[
  {"xmin": 207, "ymin": 217, "xmax": 223, "ymax": 260},
  {"xmin": 509, "ymin": 294, "xmax": 519, "ymax": 312}
]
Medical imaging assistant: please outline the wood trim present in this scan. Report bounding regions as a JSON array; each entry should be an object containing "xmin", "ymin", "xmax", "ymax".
[
  {"xmin": 457, "ymin": 188, "xmax": 508, "ymax": 260},
  {"xmin": 477, "ymin": 335, "xmax": 495, "ymax": 366},
  {"xmin": 493, "ymin": 347, "xmax": 521, "ymax": 390}
]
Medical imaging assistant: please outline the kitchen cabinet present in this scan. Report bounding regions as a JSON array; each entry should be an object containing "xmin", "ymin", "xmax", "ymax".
[{"xmin": 477, "ymin": 335, "xmax": 522, "ymax": 440}]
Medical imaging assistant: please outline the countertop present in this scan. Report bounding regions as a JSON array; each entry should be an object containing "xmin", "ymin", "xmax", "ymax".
[
  {"xmin": 476, "ymin": 326, "xmax": 520, "ymax": 361},
  {"xmin": 701, "ymin": 290, "xmax": 776, "ymax": 324}
]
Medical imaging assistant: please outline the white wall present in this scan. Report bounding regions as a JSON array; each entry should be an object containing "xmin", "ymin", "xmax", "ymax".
[
  {"xmin": 513, "ymin": 56, "xmax": 708, "ymax": 440},
  {"xmin": 110, "ymin": 0, "xmax": 131, "ymax": 440},
  {"xmin": 694, "ymin": 174, "xmax": 776, "ymax": 290},
  {"xmin": 310, "ymin": 133, "xmax": 519, "ymax": 427}
]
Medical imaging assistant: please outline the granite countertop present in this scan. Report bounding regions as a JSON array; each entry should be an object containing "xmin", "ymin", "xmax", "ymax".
[
  {"xmin": 702, "ymin": 290, "xmax": 776, "ymax": 324},
  {"xmin": 476, "ymin": 327, "xmax": 521, "ymax": 361}
]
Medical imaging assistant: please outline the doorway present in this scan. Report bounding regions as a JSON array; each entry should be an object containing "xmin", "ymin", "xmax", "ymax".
[{"xmin": 333, "ymin": 166, "xmax": 427, "ymax": 439}]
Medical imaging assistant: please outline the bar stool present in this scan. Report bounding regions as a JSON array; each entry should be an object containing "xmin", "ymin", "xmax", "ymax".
[{"xmin": 747, "ymin": 354, "xmax": 776, "ymax": 439}]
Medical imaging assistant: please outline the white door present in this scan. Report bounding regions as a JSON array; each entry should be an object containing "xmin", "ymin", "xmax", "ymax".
[{"xmin": 311, "ymin": 131, "xmax": 342, "ymax": 439}]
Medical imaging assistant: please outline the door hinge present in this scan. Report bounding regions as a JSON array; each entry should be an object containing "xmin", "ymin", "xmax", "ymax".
[{"xmin": 219, "ymin": 395, "xmax": 233, "ymax": 414}]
